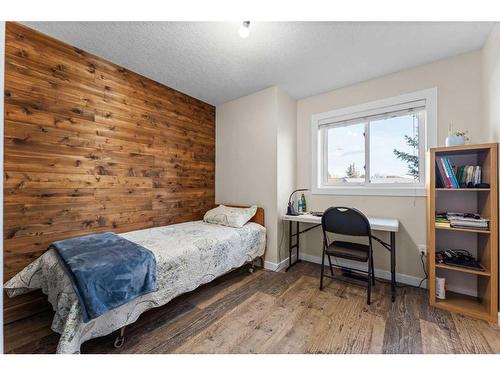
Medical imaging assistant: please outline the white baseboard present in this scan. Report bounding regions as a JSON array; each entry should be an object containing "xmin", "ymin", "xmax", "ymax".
[
  {"xmin": 264, "ymin": 257, "xmax": 292, "ymax": 272},
  {"xmin": 265, "ymin": 253, "xmax": 427, "ymax": 289}
]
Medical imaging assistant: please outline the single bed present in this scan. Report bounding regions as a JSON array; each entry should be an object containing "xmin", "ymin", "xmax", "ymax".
[{"xmin": 4, "ymin": 207, "xmax": 266, "ymax": 354}]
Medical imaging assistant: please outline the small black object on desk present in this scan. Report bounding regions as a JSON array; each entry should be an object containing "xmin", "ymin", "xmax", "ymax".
[{"xmin": 287, "ymin": 189, "xmax": 308, "ymax": 216}]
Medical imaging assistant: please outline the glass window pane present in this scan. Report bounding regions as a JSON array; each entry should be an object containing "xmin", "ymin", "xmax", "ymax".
[
  {"xmin": 369, "ymin": 112, "xmax": 422, "ymax": 184},
  {"xmin": 325, "ymin": 123, "xmax": 365, "ymax": 184}
]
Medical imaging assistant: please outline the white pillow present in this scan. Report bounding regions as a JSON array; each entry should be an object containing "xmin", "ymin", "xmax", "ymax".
[{"xmin": 203, "ymin": 205, "xmax": 258, "ymax": 228}]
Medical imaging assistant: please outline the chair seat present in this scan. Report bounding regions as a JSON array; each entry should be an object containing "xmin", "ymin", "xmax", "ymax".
[{"xmin": 325, "ymin": 240, "xmax": 369, "ymax": 262}]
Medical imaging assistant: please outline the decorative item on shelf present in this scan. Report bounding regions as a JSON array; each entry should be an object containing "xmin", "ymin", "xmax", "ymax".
[
  {"xmin": 445, "ymin": 122, "xmax": 469, "ymax": 147},
  {"xmin": 435, "ymin": 277, "xmax": 446, "ymax": 300},
  {"xmin": 286, "ymin": 189, "xmax": 308, "ymax": 216}
]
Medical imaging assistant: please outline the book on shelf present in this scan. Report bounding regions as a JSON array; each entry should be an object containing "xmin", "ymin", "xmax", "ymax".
[
  {"xmin": 435, "ymin": 212, "xmax": 489, "ymax": 230},
  {"xmin": 435, "ymin": 157, "xmax": 451, "ymax": 188},
  {"xmin": 435, "ymin": 221, "xmax": 451, "ymax": 228},
  {"xmin": 435, "ymin": 213, "xmax": 450, "ymax": 227},
  {"xmin": 435, "ymin": 156, "xmax": 483, "ymax": 188},
  {"xmin": 445, "ymin": 157, "xmax": 460, "ymax": 188}
]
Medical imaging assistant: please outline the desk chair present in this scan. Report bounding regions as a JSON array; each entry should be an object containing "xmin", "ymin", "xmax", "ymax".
[{"xmin": 320, "ymin": 207, "xmax": 375, "ymax": 305}]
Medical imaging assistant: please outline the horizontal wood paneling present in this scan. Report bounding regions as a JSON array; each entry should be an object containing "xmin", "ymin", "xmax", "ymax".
[{"xmin": 3, "ymin": 22, "xmax": 215, "ymax": 321}]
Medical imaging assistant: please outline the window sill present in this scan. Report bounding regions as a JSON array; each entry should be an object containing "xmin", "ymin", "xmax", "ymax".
[{"xmin": 311, "ymin": 185, "xmax": 427, "ymax": 197}]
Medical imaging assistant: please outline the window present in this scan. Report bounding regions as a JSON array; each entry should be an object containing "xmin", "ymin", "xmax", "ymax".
[{"xmin": 311, "ymin": 89, "xmax": 437, "ymax": 196}]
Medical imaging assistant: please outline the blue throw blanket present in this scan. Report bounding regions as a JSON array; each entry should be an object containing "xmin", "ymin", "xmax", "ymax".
[{"xmin": 52, "ymin": 232, "xmax": 157, "ymax": 322}]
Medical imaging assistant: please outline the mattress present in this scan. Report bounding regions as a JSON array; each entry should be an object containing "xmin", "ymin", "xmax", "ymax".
[{"xmin": 4, "ymin": 220, "xmax": 266, "ymax": 353}]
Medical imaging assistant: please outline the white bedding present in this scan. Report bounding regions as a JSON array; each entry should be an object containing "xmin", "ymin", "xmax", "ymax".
[{"xmin": 4, "ymin": 220, "xmax": 266, "ymax": 353}]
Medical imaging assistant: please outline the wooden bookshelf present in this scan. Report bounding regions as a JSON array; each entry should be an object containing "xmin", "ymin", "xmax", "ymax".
[{"xmin": 427, "ymin": 143, "xmax": 498, "ymax": 323}]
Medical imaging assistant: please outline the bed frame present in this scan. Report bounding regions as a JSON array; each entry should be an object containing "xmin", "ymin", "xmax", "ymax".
[{"xmin": 113, "ymin": 205, "xmax": 265, "ymax": 349}]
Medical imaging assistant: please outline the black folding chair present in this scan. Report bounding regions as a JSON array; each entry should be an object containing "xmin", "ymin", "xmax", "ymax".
[{"xmin": 319, "ymin": 207, "xmax": 375, "ymax": 305}]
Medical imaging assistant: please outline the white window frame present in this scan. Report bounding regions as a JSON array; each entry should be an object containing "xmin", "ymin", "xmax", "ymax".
[{"xmin": 311, "ymin": 88, "xmax": 437, "ymax": 196}]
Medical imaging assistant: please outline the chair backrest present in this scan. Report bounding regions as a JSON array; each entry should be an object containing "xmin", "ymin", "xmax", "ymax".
[{"xmin": 321, "ymin": 207, "xmax": 371, "ymax": 237}]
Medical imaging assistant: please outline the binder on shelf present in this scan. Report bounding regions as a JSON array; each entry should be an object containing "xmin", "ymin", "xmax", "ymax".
[
  {"xmin": 435, "ymin": 158, "xmax": 449, "ymax": 188},
  {"xmin": 457, "ymin": 166, "xmax": 465, "ymax": 187},
  {"xmin": 437, "ymin": 157, "xmax": 453, "ymax": 188},
  {"xmin": 443, "ymin": 157, "xmax": 459, "ymax": 188},
  {"xmin": 440, "ymin": 157, "xmax": 454, "ymax": 187}
]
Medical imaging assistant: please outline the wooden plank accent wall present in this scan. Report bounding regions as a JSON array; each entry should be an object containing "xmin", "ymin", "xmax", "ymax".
[{"xmin": 3, "ymin": 22, "xmax": 216, "ymax": 322}]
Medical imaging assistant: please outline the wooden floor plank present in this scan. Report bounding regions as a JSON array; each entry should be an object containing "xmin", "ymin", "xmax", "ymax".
[
  {"xmin": 142, "ymin": 271, "xmax": 271, "ymax": 354},
  {"xmin": 174, "ymin": 292, "xmax": 275, "ymax": 353},
  {"xmin": 4, "ymin": 262, "xmax": 500, "ymax": 354},
  {"xmin": 420, "ymin": 320, "xmax": 458, "ymax": 354},
  {"xmin": 268, "ymin": 285, "xmax": 334, "ymax": 353},
  {"xmin": 4, "ymin": 309, "xmax": 55, "ymax": 353},
  {"xmin": 382, "ymin": 287, "xmax": 424, "ymax": 354},
  {"xmin": 480, "ymin": 323, "xmax": 500, "ymax": 353},
  {"xmin": 229, "ymin": 276, "xmax": 319, "ymax": 353},
  {"xmin": 186, "ymin": 267, "xmax": 261, "ymax": 310},
  {"xmin": 306, "ymin": 284, "xmax": 386, "ymax": 354},
  {"xmin": 83, "ymin": 296, "xmax": 198, "ymax": 354},
  {"xmin": 452, "ymin": 314, "xmax": 495, "ymax": 354}
]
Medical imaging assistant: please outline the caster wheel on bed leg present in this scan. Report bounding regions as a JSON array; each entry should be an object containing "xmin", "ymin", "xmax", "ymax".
[
  {"xmin": 249, "ymin": 267, "xmax": 254, "ymax": 274},
  {"xmin": 114, "ymin": 327, "xmax": 126, "ymax": 349},
  {"xmin": 114, "ymin": 335, "xmax": 125, "ymax": 348}
]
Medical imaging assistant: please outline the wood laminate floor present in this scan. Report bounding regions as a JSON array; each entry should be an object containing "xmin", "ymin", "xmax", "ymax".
[{"xmin": 4, "ymin": 261, "xmax": 500, "ymax": 354}]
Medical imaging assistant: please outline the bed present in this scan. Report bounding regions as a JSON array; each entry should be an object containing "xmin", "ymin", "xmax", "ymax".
[{"xmin": 4, "ymin": 206, "xmax": 266, "ymax": 354}]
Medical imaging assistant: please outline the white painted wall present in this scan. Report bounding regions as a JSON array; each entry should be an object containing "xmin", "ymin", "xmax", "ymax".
[
  {"xmin": 296, "ymin": 51, "xmax": 484, "ymax": 282},
  {"xmin": 483, "ymin": 24, "xmax": 500, "ymax": 142},
  {"xmin": 276, "ymin": 88, "xmax": 297, "ymax": 262},
  {"xmin": 216, "ymin": 86, "xmax": 296, "ymax": 265},
  {"xmin": 216, "ymin": 87, "xmax": 278, "ymax": 262},
  {"xmin": 0, "ymin": 21, "xmax": 5, "ymax": 354},
  {"xmin": 482, "ymin": 23, "xmax": 500, "ymax": 302}
]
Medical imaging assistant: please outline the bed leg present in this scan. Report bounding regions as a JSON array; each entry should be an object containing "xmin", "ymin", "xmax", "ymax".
[
  {"xmin": 114, "ymin": 326, "xmax": 126, "ymax": 349},
  {"xmin": 249, "ymin": 256, "xmax": 264, "ymax": 273}
]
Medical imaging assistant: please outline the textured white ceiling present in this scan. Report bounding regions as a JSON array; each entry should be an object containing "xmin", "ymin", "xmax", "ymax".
[{"xmin": 23, "ymin": 22, "xmax": 493, "ymax": 105}]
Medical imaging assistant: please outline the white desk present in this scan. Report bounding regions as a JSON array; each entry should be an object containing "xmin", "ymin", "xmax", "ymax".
[
  {"xmin": 283, "ymin": 214, "xmax": 399, "ymax": 232},
  {"xmin": 283, "ymin": 213, "xmax": 400, "ymax": 302}
]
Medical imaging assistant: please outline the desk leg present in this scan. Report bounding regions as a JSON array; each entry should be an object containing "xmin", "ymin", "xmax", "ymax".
[
  {"xmin": 285, "ymin": 221, "xmax": 301, "ymax": 272},
  {"xmin": 296, "ymin": 221, "xmax": 300, "ymax": 264},
  {"xmin": 287, "ymin": 220, "xmax": 292, "ymax": 271},
  {"xmin": 390, "ymin": 231, "xmax": 396, "ymax": 302}
]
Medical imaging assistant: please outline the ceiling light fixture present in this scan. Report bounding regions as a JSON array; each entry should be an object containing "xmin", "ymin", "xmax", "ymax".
[{"xmin": 238, "ymin": 21, "xmax": 251, "ymax": 38}]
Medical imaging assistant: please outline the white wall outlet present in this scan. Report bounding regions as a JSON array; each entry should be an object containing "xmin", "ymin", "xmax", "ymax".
[{"xmin": 418, "ymin": 244, "xmax": 427, "ymax": 256}]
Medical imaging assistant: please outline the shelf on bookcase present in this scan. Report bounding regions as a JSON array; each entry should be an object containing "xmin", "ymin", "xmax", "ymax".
[
  {"xmin": 435, "ymin": 262, "xmax": 491, "ymax": 276},
  {"xmin": 435, "ymin": 188, "xmax": 490, "ymax": 191},
  {"xmin": 433, "ymin": 143, "xmax": 497, "ymax": 154},
  {"xmin": 433, "ymin": 291, "xmax": 490, "ymax": 321},
  {"xmin": 434, "ymin": 225, "xmax": 490, "ymax": 234}
]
